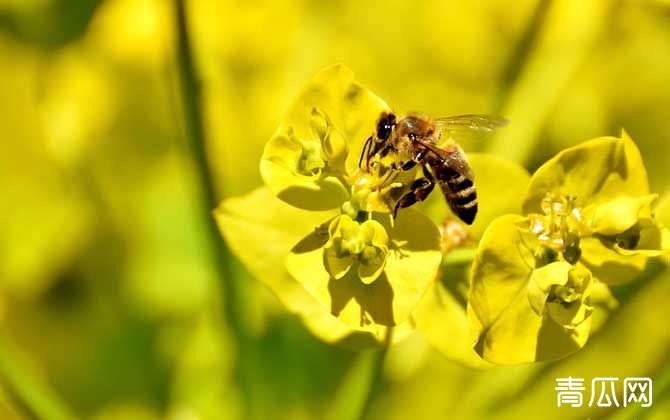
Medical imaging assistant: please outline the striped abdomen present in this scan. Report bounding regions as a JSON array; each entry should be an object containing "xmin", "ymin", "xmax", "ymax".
[{"xmin": 432, "ymin": 161, "xmax": 478, "ymax": 225}]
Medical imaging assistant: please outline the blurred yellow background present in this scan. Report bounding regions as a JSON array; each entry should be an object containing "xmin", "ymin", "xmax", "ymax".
[{"xmin": 0, "ymin": 0, "xmax": 668, "ymax": 419}]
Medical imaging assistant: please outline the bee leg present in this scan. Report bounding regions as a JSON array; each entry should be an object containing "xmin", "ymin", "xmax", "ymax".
[
  {"xmin": 366, "ymin": 141, "xmax": 386, "ymax": 169},
  {"xmin": 391, "ymin": 148, "xmax": 428, "ymax": 171},
  {"xmin": 377, "ymin": 166, "xmax": 400, "ymax": 186},
  {"xmin": 359, "ymin": 136, "xmax": 373, "ymax": 169},
  {"xmin": 379, "ymin": 144, "xmax": 395, "ymax": 158},
  {"xmin": 393, "ymin": 165, "xmax": 435, "ymax": 218},
  {"xmin": 367, "ymin": 143, "xmax": 395, "ymax": 170}
]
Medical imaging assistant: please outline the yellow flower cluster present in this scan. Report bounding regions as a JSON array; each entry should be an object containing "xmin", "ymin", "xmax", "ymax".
[{"xmin": 216, "ymin": 66, "xmax": 669, "ymax": 364}]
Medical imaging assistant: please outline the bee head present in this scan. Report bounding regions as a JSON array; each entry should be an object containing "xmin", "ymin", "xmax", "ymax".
[{"xmin": 376, "ymin": 113, "xmax": 396, "ymax": 142}]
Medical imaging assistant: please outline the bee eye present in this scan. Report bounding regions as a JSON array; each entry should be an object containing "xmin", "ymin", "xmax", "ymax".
[
  {"xmin": 408, "ymin": 133, "xmax": 416, "ymax": 141},
  {"xmin": 377, "ymin": 121, "xmax": 392, "ymax": 140}
]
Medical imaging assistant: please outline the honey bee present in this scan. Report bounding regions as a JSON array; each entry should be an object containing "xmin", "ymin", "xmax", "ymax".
[{"xmin": 359, "ymin": 112, "xmax": 507, "ymax": 224}]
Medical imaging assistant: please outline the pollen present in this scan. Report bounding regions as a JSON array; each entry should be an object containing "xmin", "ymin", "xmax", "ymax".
[{"xmin": 529, "ymin": 193, "xmax": 586, "ymax": 253}]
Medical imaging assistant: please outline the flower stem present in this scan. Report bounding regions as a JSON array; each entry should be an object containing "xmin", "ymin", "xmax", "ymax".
[
  {"xmin": 357, "ymin": 344, "xmax": 389, "ymax": 420},
  {"xmin": 174, "ymin": 0, "xmax": 259, "ymax": 416},
  {"xmin": 492, "ymin": 0, "xmax": 551, "ymax": 113},
  {"xmin": 443, "ymin": 247, "xmax": 476, "ymax": 266},
  {"xmin": 0, "ymin": 336, "xmax": 76, "ymax": 420},
  {"xmin": 488, "ymin": 0, "xmax": 609, "ymax": 164},
  {"xmin": 327, "ymin": 330, "xmax": 391, "ymax": 420}
]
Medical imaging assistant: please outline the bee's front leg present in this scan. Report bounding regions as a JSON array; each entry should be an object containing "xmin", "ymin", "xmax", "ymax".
[
  {"xmin": 367, "ymin": 143, "xmax": 396, "ymax": 170},
  {"xmin": 359, "ymin": 136, "xmax": 373, "ymax": 169}
]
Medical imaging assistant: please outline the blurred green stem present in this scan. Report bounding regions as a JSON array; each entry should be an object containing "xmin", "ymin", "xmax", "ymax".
[
  {"xmin": 443, "ymin": 248, "xmax": 476, "ymax": 266},
  {"xmin": 327, "ymin": 331, "xmax": 391, "ymax": 420},
  {"xmin": 0, "ymin": 336, "xmax": 76, "ymax": 420},
  {"xmin": 488, "ymin": 0, "xmax": 609, "ymax": 164},
  {"xmin": 492, "ymin": 0, "xmax": 551, "ymax": 113},
  {"xmin": 174, "ymin": 0, "xmax": 259, "ymax": 417}
]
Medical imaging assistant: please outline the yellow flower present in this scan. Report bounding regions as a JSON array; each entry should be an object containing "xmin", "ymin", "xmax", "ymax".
[
  {"xmin": 217, "ymin": 65, "xmax": 442, "ymax": 345},
  {"xmin": 468, "ymin": 132, "xmax": 669, "ymax": 364}
]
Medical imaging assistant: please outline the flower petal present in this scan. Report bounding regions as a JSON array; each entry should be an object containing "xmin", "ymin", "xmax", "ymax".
[
  {"xmin": 468, "ymin": 215, "xmax": 534, "ymax": 329},
  {"xmin": 414, "ymin": 267, "xmax": 493, "ymax": 369},
  {"xmin": 590, "ymin": 194, "xmax": 657, "ymax": 235},
  {"xmin": 579, "ymin": 236, "xmax": 647, "ymax": 285},
  {"xmin": 546, "ymin": 300, "xmax": 591, "ymax": 327},
  {"xmin": 358, "ymin": 257, "xmax": 386, "ymax": 285},
  {"xmin": 613, "ymin": 219, "xmax": 670, "ymax": 257},
  {"xmin": 523, "ymin": 131, "xmax": 649, "ymax": 214},
  {"xmin": 527, "ymin": 261, "xmax": 571, "ymax": 316},
  {"xmin": 324, "ymin": 247, "xmax": 354, "ymax": 280}
]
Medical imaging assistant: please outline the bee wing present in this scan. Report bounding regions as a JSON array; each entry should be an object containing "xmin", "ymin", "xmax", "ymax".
[
  {"xmin": 415, "ymin": 138, "xmax": 474, "ymax": 179},
  {"xmin": 435, "ymin": 114, "xmax": 509, "ymax": 132},
  {"xmin": 435, "ymin": 114, "xmax": 508, "ymax": 149}
]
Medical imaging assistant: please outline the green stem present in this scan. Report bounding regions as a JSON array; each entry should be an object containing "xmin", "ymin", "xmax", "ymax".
[
  {"xmin": 492, "ymin": 0, "xmax": 551, "ymax": 113},
  {"xmin": 327, "ymin": 331, "xmax": 391, "ymax": 420},
  {"xmin": 357, "ymin": 344, "xmax": 388, "ymax": 420},
  {"xmin": 443, "ymin": 247, "xmax": 476, "ymax": 266},
  {"xmin": 0, "ymin": 336, "xmax": 76, "ymax": 420},
  {"xmin": 174, "ymin": 0, "xmax": 258, "ymax": 416},
  {"xmin": 488, "ymin": 0, "xmax": 609, "ymax": 164}
]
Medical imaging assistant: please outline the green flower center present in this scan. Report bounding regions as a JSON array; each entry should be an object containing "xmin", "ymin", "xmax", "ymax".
[
  {"xmin": 548, "ymin": 268, "xmax": 588, "ymax": 305},
  {"xmin": 284, "ymin": 108, "xmax": 349, "ymax": 179},
  {"xmin": 296, "ymin": 139, "xmax": 325, "ymax": 176},
  {"xmin": 343, "ymin": 166, "xmax": 404, "ymax": 215},
  {"xmin": 324, "ymin": 215, "xmax": 389, "ymax": 284},
  {"xmin": 336, "ymin": 222, "xmax": 370, "ymax": 256},
  {"xmin": 360, "ymin": 244, "xmax": 384, "ymax": 266}
]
